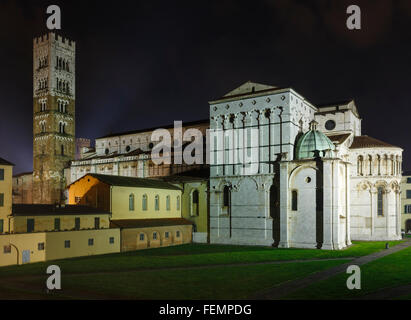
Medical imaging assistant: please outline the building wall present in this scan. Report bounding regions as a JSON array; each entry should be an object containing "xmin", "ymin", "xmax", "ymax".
[
  {"xmin": 0, "ymin": 163, "xmax": 13, "ymax": 233},
  {"xmin": 120, "ymin": 224, "xmax": 192, "ymax": 252},
  {"xmin": 180, "ymin": 181, "xmax": 208, "ymax": 243},
  {"xmin": 349, "ymin": 147, "xmax": 402, "ymax": 240},
  {"xmin": 0, "ymin": 228, "xmax": 120, "ymax": 267},
  {"xmin": 401, "ymin": 175, "xmax": 411, "ymax": 232},
  {"xmin": 12, "ymin": 173, "xmax": 33, "ymax": 204},
  {"xmin": 0, "ymin": 232, "xmax": 46, "ymax": 266},
  {"xmin": 68, "ymin": 175, "xmax": 111, "ymax": 211},
  {"xmin": 45, "ymin": 228, "xmax": 120, "ymax": 261},
  {"xmin": 111, "ymin": 186, "xmax": 182, "ymax": 220},
  {"xmin": 10, "ymin": 214, "xmax": 110, "ymax": 233}
]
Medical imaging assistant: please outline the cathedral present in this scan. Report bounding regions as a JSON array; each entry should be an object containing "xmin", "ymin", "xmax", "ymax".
[
  {"xmin": 10, "ymin": 33, "xmax": 404, "ymax": 253},
  {"xmin": 209, "ymin": 82, "xmax": 402, "ymax": 249}
]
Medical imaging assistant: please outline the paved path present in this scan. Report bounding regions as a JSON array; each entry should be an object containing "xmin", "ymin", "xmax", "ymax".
[{"xmin": 251, "ymin": 239, "xmax": 411, "ymax": 300}]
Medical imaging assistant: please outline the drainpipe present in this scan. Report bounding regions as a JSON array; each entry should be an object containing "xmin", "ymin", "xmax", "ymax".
[{"xmin": 9, "ymin": 243, "xmax": 19, "ymax": 265}]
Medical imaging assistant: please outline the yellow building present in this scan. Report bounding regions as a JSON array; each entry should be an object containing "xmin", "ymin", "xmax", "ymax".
[
  {"xmin": 159, "ymin": 171, "xmax": 209, "ymax": 243},
  {"xmin": 9, "ymin": 204, "xmax": 111, "ymax": 233},
  {"xmin": 0, "ymin": 157, "xmax": 14, "ymax": 234},
  {"xmin": 401, "ymin": 171, "xmax": 411, "ymax": 233},
  {"xmin": 68, "ymin": 174, "xmax": 193, "ymax": 251}
]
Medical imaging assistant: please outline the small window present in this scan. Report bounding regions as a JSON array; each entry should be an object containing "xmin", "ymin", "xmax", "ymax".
[
  {"xmin": 61, "ymin": 144, "xmax": 64, "ymax": 156},
  {"xmin": 165, "ymin": 232, "xmax": 169, "ymax": 239},
  {"xmin": 155, "ymin": 195, "xmax": 160, "ymax": 211},
  {"xmin": 407, "ymin": 177, "xmax": 411, "ymax": 184},
  {"xmin": 139, "ymin": 233, "xmax": 145, "ymax": 241},
  {"xmin": 27, "ymin": 218, "xmax": 35, "ymax": 233},
  {"xmin": 153, "ymin": 232, "xmax": 157, "ymax": 240},
  {"xmin": 94, "ymin": 217, "xmax": 100, "ymax": 229},
  {"xmin": 75, "ymin": 217, "xmax": 80, "ymax": 230},
  {"xmin": 407, "ymin": 190, "xmax": 411, "ymax": 199},
  {"xmin": 0, "ymin": 219, "xmax": 3, "ymax": 233},
  {"xmin": 405, "ymin": 205, "xmax": 411, "ymax": 214},
  {"xmin": 38, "ymin": 242, "xmax": 45, "ymax": 251},
  {"xmin": 88, "ymin": 238, "xmax": 94, "ymax": 246},
  {"xmin": 291, "ymin": 190, "xmax": 298, "ymax": 211},
  {"xmin": 54, "ymin": 218, "xmax": 60, "ymax": 231},
  {"xmin": 129, "ymin": 194, "xmax": 135, "ymax": 211},
  {"xmin": 64, "ymin": 240, "xmax": 70, "ymax": 248},
  {"xmin": 109, "ymin": 237, "xmax": 115, "ymax": 244},
  {"xmin": 142, "ymin": 194, "xmax": 148, "ymax": 211},
  {"xmin": 177, "ymin": 196, "xmax": 180, "ymax": 210},
  {"xmin": 3, "ymin": 245, "xmax": 11, "ymax": 254},
  {"xmin": 176, "ymin": 231, "xmax": 180, "ymax": 238},
  {"xmin": 166, "ymin": 195, "xmax": 170, "ymax": 211},
  {"xmin": 0, "ymin": 169, "xmax": 4, "ymax": 181},
  {"xmin": 0, "ymin": 193, "xmax": 4, "ymax": 207}
]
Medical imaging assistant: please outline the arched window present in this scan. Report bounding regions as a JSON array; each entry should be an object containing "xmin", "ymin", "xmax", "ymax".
[
  {"xmin": 223, "ymin": 186, "xmax": 230, "ymax": 207},
  {"xmin": 176, "ymin": 196, "xmax": 180, "ymax": 210},
  {"xmin": 357, "ymin": 156, "xmax": 363, "ymax": 176},
  {"xmin": 155, "ymin": 195, "xmax": 160, "ymax": 211},
  {"xmin": 129, "ymin": 194, "xmax": 135, "ymax": 211},
  {"xmin": 377, "ymin": 155, "xmax": 381, "ymax": 175},
  {"xmin": 191, "ymin": 190, "xmax": 199, "ymax": 216},
  {"xmin": 377, "ymin": 187, "xmax": 384, "ymax": 216},
  {"xmin": 61, "ymin": 144, "xmax": 64, "ymax": 156},
  {"xmin": 368, "ymin": 155, "xmax": 372, "ymax": 175},
  {"xmin": 166, "ymin": 195, "xmax": 170, "ymax": 211},
  {"xmin": 291, "ymin": 190, "xmax": 298, "ymax": 211},
  {"xmin": 142, "ymin": 194, "xmax": 147, "ymax": 211},
  {"xmin": 59, "ymin": 122, "xmax": 63, "ymax": 133}
]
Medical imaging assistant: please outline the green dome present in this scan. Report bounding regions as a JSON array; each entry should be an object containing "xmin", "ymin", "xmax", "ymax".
[{"xmin": 295, "ymin": 121, "xmax": 335, "ymax": 160}]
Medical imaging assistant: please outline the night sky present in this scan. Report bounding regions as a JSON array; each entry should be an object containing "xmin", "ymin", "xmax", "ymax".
[{"xmin": 1, "ymin": 0, "xmax": 411, "ymax": 174}]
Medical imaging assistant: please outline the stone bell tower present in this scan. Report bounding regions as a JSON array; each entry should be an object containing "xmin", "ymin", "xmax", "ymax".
[{"xmin": 32, "ymin": 33, "xmax": 76, "ymax": 204}]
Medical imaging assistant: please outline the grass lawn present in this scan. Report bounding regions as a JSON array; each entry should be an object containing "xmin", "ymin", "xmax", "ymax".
[
  {"xmin": 0, "ymin": 259, "xmax": 350, "ymax": 300},
  {"xmin": 0, "ymin": 241, "xmax": 401, "ymax": 278},
  {"xmin": 285, "ymin": 245, "xmax": 411, "ymax": 300}
]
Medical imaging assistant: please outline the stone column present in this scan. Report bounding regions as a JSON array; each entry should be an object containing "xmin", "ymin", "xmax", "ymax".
[
  {"xmin": 371, "ymin": 187, "xmax": 377, "ymax": 237},
  {"xmin": 322, "ymin": 160, "xmax": 334, "ymax": 249},
  {"xmin": 278, "ymin": 161, "xmax": 289, "ymax": 248},
  {"xmin": 345, "ymin": 162, "xmax": 352, "ymax": 245}
]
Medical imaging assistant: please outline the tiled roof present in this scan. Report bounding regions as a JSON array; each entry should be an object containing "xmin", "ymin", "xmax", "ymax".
[
  {"xmin": 349, "ymin": 135, "xmax": 401, "ymax": 149},
  {"xmin": 98, "ymin": 119, "xmax": 209, "ymax": 139},
  {"xmin": 71, "ymin": 173, "xmax": 182, "ymax": 191},
  {"xmin": 12, "ymin": 204, "xmax": 110, "ymax": 216},
  {"xmin": 326, "ymin": 133, "xmax": 351, "ymax": 144},
  {"xmin": 110, "ymin": 218, "xmax": 193, "ymax": 229},
  {"xmin": 0, "ymin": 157, "xmax": 14, "ymax": 166}
]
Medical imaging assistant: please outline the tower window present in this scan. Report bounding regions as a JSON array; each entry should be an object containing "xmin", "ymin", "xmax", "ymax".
[
  {"xmin": 166, "ymin": 195, "xmax": 170, "ymax": 211},
  {"xmin": 61, "ymin": 145, "xmax": 64, "ymax": 156}
]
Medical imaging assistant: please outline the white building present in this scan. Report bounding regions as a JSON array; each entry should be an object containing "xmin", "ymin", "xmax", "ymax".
[{"xmin": 209, "ymin": 81, "xmax": 402, "ymax": 249}]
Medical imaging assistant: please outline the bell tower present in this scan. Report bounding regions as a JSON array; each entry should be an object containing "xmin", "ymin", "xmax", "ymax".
[{"xmin": 32, "ymin": 33, "xmax": 76, "ymax": 204}]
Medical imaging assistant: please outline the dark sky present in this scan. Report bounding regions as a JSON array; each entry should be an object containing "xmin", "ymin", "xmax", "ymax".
[{"xmin": 1, "ymin": 0, "xmax": 411, "ymax": 174}]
